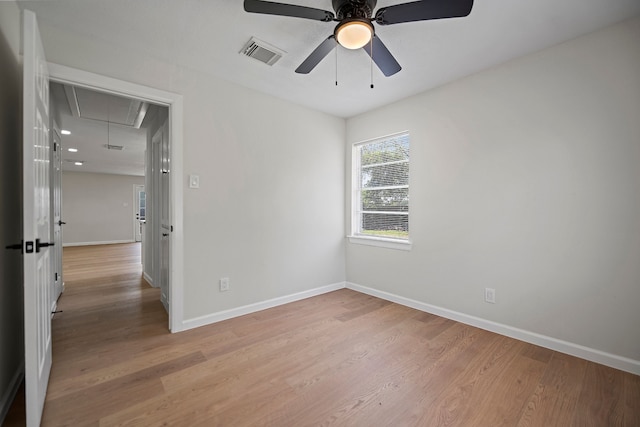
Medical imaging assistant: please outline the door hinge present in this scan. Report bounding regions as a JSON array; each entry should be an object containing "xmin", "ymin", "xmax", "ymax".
[
  {"xmin": 54, "ymin": 142, "xmax": 58, "ymax": 151},
  {"xmin": 55, "ymin": 272, "xmax": 58, "ymax": 281},
  {"xmin": 170, "ymin": 225, "xmax": 174, "ymax": 232}
]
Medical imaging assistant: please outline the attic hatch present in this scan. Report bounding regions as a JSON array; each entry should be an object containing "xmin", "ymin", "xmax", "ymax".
[
  {"xmin": 63, "ymin": 85, "xmax": 149, "ymax": 129},
  {"xmin": 240, "ymin": 37, "xmax": 285, "ymax": 66}
]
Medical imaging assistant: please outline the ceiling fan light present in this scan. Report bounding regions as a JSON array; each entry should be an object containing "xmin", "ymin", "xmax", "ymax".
[{"xmin": 335, "ymin": 19, "xmax": 373, "ymax": 50}]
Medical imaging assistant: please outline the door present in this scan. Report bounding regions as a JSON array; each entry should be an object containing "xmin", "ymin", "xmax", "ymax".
[
  {"xmin": 159, "ymin": 122, "xmax": 171, "ymax": 312},
  {"xmin": 151, "ymin": 129, "xmax": 161, "ymax": 288},
  {"xmin": 23, "ymin": 9, "xmax": 53, "ymax": 427},
  {"xmin": 134, "ymin": 185, "xmax": 145, "ymax": 242},
  {"xmin": 51, "ymin": 126, "xmax": 64, "ymax": 304}
]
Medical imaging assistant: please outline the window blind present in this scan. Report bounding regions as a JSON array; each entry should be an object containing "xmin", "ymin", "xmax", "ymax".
[{"xmin": 355, "ymin": 132, "xmax": 409, "ymax": 240}]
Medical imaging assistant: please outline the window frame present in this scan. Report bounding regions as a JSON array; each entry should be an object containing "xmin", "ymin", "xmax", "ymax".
[{"xmin": 349, "ymin": 131, "xmax": 412, "ymax": 251}]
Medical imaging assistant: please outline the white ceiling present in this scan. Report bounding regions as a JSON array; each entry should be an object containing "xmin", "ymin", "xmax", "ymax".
[
  {"xmin": 57, "ymin": 115, "xmax": 147, "ymax": 176},
  {"xmin": 19, "ymin": 0, "xmax": 640, "ymax": 176},
  {"xmin": 50, "ymin": 82, "xmax": 151, "ymax": 176},
  {"xmin": 19, "ymin": 0, "xmax": 640, "ymax": 119}
]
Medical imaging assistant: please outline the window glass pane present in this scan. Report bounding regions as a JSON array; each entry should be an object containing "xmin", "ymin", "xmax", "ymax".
[
  {"xmin": 361, "ymin": 188, "xmax": 409, "ymax": 212},
  {"xmin": 360, "ymin": 135, "xmax": 409, "ymax": 166},
  {"xmin": 361, "ymin": 213, "xmax": 408, "ymax": 239},
  {"xmin": 361, "ymin": 161, "xmax": 409, "ymax": 188}
]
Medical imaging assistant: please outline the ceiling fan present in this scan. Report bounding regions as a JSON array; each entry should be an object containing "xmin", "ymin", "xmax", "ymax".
[{"xmin": 244, "ymin": 0, "xmax": 474, "ymax": 77}]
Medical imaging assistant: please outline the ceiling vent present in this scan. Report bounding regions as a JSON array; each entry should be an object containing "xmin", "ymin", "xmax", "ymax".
[{"xmin": 240, "ymin": 37, "xmax": 285, "ymax": 66}]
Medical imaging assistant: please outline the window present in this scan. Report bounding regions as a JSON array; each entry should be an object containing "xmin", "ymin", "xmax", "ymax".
[{"xmin": 351, "ymin": 132, "xmax": 410, "ymax": 249}]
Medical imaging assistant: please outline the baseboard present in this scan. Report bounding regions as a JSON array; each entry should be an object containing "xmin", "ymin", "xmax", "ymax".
[
  {"xmin": 181, "ymin": 282, "xmax": 346, "ymax": 331},
  {"xmin": 346, "ymin": 282, "xmax": 640, "ymax": 376},
  {"xmin": 142, "ymin": 272, "xmax": 155, "ymax": 287},
  {"xmin": 0, "ymin": 362, "xmax": 24, "ymax": 425},
  {"xmin": 63, "ymin": 239, "xmax": 135, "ymax": 247}
]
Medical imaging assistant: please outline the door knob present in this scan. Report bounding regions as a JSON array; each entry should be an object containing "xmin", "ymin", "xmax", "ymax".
[
  {"xmin": 5, "ymin": 241, "xmax": 23, "ymax": 251},
  {"xmin": 58, "ymin": 220, "xmax": 66, "ymax": 226},
  {"xmin": 36, "ymin": 239, "xmax": 54, "ymax": 252},
  {"xmin": 162, "ymin": 233, "xmax": 169, "ymax": 237}
]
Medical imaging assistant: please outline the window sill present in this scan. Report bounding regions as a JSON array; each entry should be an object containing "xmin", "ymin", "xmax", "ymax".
[{"xmin": 348, "ymin": 235, "xmax": 412, "ymax": 251}]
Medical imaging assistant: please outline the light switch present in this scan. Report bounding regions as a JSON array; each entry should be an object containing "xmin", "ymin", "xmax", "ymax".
[{"xmin": 189, "ymin": 174, "xmax": 200, "ymax": 189}]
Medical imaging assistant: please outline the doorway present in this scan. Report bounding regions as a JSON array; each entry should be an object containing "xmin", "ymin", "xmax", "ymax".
[{"xmin": 48, "ymin": 64, "xmax": 184, "ymax": 332}]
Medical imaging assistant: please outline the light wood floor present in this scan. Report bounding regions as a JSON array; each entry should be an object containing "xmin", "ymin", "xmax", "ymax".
[{"xmin": 5, "ymin": 243, "xmax": 640, "ymax": 426}]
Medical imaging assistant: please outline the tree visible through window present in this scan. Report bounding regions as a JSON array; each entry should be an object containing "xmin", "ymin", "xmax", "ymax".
[{"xmin": 354, "ymin": 132, "xmax": 409, "ymax": 240}]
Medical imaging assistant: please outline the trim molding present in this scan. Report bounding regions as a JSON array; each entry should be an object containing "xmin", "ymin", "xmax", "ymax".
[
  {"xmin": 348, "ymin": 235, "xmax": 412, "ymax": 251},
  {"xmin": 0, "ymin": 362, "xmax": 24, "ymax": 425},
  {"xmin": 180, "ymin": 282, "xmax": 346, "ymax": 332},
  {"xmin": 142, "ymin": 272, "xmax": 155, "ymax": 288},
  {"xmin": 63, "ymin": 240, "xmax": 135, "ymax": 247},
  {"xmin": 346, "ymin": 282, "xmax": 640, "ymax": 375}
]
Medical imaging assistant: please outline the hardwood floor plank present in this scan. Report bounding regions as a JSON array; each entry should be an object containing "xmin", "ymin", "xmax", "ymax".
[
  {"xmin": 520, "ymin": 342, "xmax": 554, "ymax": 364},
  {"xmin": 42, "ymin": 352, "xmax": 208, "ymax": 425},
  {"xmin": 623, "ymin": 373, "xmax": 640, "ymax": 426},
  {"xmin": 517, "ymin": 352, "xmax": 588, "ymax": 426},
  {"xmin": 469, "ymin": 350, "xmax": 548, "ymax": 426},
  {"xmin": 572, "ymin": 362, "xmax": 626, "ymax": 426},
  {"xmin": 410, "ymin": 334, "xmax": 523, "ymax": 426}
]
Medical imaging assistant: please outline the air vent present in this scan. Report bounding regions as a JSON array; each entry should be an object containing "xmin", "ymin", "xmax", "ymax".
[{"xmin": 240, "ymin": 37, "xmax": 285, "ymax": 66}]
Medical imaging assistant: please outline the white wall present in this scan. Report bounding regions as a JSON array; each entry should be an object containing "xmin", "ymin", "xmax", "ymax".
[
  {"xmin": 346, "ymin": 17, "xmax": 640, "ymax": 363},
  {"xmin": 62, "ymin": 172, "xmax": 144, "ymax": 245},
  {"xmin": 0, "ymin": 1, "xmax": 23, "ymax": 421},
  {"xmin": 37, "ymin": 17, "xmax": 346, "ymax": 320}
]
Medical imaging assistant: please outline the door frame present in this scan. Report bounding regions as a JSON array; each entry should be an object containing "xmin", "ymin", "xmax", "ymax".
[{"xmin": 47, "ymin": 63, "xmax": 185, "ymax": 332}]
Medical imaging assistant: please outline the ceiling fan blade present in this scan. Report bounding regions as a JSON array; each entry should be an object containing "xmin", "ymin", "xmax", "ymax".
[
  {"xmin": 244, "ymin": 0, "xmax": 334, "ymax": 22},
  {"xmin": 362, "ymin": 35, "xmax": 401, "ymax": 77},
  {"xmin": 295, "ymin": 36, "xmax": 337, "ymax": 74},
  {"xmin": 375, "ymin": 0, "xmax": 473, "ymax": 25}
]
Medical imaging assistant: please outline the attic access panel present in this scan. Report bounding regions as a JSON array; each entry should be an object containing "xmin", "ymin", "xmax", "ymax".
[{"xmin": 66, "ymin": 86, "xmax": 148, "ymax": 128}]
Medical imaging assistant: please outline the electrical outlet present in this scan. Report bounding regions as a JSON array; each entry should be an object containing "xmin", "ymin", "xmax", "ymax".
[
  {"xmin": 485, "ymin": 288, "xmax": 496, "ymax": 304},
  {"xmin": 220, "ymin": 277, "xmax": 230, "ymax": 292}
]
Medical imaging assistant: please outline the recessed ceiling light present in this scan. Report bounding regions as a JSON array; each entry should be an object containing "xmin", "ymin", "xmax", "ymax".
[
  {"xmin": 61, "ymin": 130, "xmax": 71, "ymax": 135},
  {"xmin": 74, "ymin": 162, "xmax": 83, "ymax": 166},
  {"xmin": 67, "ymin": 148, "xmax": 78, "ymax": 152}
]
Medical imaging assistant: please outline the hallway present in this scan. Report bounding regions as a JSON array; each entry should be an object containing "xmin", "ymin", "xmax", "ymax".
[{"xmin": 5, "ymin": 243, "xmax": 169, "ymax": 425}]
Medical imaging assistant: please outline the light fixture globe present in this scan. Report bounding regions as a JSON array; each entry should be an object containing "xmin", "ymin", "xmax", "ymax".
[{"xmin": 334, "ymin": 19, "xmax": 374, "ymax": 50}]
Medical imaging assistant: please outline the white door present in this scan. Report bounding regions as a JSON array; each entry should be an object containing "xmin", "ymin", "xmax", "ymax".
[
  {"xmin": 23, "ymin": 9, "xmax": 53, "ymax": 427},
  {"xmin": 151, "ymin": 129, "xmax": 161, "ymax": 288},
  {"xmin": 51, "ymin": 127, "xmax": 64, "ymax": 304},
  {"xmin": 160, "ymin": 122, "xmax": 171, "ymax": 312},
  {"xmin": 134, "ymin": 185, "xmax": 145, "ymax": 242}
]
